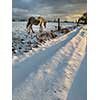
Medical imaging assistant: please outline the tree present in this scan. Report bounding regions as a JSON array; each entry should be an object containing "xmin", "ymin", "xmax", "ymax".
[{"xmin": 77, "ymin": 12, "xmax": 87, "ymax": 25}]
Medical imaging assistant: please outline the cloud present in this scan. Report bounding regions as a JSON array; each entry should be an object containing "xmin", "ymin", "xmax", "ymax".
[
  {"xmin": 12, "ymin": 0, "xmax": 87, "ymax": 20},
  {"xmin": 13, "ymin": 0, "xmax": 86, "ymax": 9}
]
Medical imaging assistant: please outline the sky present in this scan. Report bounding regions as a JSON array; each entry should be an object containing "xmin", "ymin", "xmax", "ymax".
[{"xmin": 12, "ymin": 0, "xmax": 87, "ymax": 21}]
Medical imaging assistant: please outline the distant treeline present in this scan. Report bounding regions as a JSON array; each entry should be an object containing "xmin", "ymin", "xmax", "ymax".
[
  {"xmin": 47, "ymin": 20, "xmax": 76, "ymax": 23},
  {"xmin": 12, "ymin": 18, "xmax": 27, "ymax": 22}
]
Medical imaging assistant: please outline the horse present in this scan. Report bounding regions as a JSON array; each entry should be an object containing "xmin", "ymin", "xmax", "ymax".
[{"xmin": 26, "ymin": 16, "xmax": 47, "ymax": 34}]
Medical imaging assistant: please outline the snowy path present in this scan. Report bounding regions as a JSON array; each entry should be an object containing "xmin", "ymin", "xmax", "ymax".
[
  {"xmin": 67, "ymin": 53, "xmax": 87, "ymax": 100},
  {"xmin": 12, "ymin": 26, "xmax": 87, "ymax": 100}
]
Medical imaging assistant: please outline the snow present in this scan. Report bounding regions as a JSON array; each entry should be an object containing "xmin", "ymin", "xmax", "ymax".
[
  {"xmin": 12, "ymin": 22, "xmax": 77, "ymax": 33},
  {"xmin": 12, "ymin": 23, "xmax": 87, "ymax": 100},
  {"xmin": 67, "ymin": 53, "xmax": 87, "ymax": 100},
  {"xmin": 12, "ymin": 22, "xmax": 77, "ymax": 63}
]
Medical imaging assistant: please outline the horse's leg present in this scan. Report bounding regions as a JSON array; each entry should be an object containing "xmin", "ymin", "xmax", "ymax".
[
  {"xmin": 26, "ymin": 21, "xmax": 30, "ymax": 29},
  {"xmin": 39, "ymin": 23, "xmax": 43, "ymax": 32},
  {"xmin": 44, "ymin": 22, "xmax": 46, "ymax": 28},
  {"xmin": 30, "ymin": 24, "xmax": 35, "ymax": 33},
  {"xmin": 27, "ymin": 24, "xmax": 31, "ymax": 34}
]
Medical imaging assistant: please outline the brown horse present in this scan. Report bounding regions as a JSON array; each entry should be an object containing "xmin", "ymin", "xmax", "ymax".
[{"xmin": 26, "ymin": 16, "xmax": 47, "ymax": 34}]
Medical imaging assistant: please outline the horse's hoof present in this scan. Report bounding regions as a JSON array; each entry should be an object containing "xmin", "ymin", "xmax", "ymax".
[
  {"xmin": 32, "ymin": 31, "xmax": 35, "ymax": 33},
  {"xmin": 28, "ymin": 32, "xmax": 30, "ymax": 34}
]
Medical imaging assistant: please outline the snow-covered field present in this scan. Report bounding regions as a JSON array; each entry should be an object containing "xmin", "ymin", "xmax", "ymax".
[
  {"xmin": 12, "ymin": 22, "xmax": 87, "ymax": 100},
  {"xmin": 12, "ymin": 22, "xmax": 77, "ymax": 62}
]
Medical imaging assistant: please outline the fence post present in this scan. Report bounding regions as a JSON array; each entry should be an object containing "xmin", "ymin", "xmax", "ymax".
[{"xmin": 58, "ymin": 18, "xmax": 61, "ymax": 31}]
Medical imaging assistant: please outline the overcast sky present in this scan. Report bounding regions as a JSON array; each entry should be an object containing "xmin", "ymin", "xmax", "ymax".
[{"xmin": 12, "ymin": 0, "xmax": 87, "ymax": 20}]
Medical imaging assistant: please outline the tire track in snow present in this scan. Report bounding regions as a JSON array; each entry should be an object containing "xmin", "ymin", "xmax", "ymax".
[
  {"xmin": 12, "ymin": 27, "xmax": 82, "ymax": 89},
  {"xmin": 13, "ymin": 26, "xmax": 86, "ymax": 100}
]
